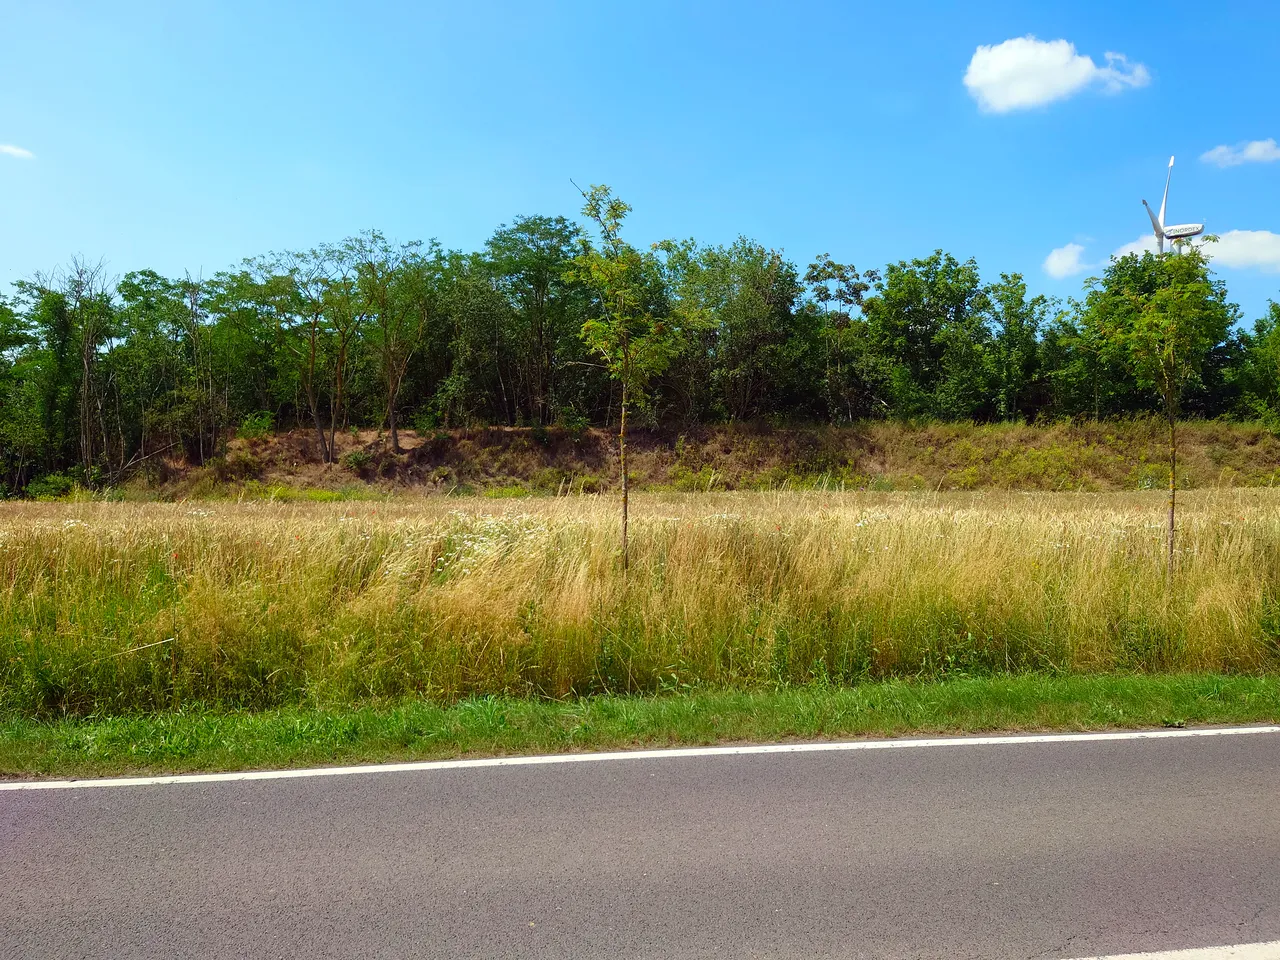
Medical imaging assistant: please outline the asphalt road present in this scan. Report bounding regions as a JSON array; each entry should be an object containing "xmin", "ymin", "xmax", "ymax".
[{"xmin": 3, "ymin": 731, "xmax": 1280, "ymax": 959}]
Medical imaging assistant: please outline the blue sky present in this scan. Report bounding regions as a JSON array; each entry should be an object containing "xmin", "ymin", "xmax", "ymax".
[{"xmin": 2, "ymin": 0, "xmax": 1278, "ymax": 320}]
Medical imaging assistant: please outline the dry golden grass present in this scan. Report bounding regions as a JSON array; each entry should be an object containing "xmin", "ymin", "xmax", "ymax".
[{"xmin": 3, "ymin": 490, "xmax": 1280, "ymax": 715}]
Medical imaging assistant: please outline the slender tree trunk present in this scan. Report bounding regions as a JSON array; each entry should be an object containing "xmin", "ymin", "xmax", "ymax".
[
  {"xmin": 328, "ymin": 392, "xmax": 338, "ymax": 462},
  {"xmin": 380, "ymin": 341, "xmax": 402, "ymax": 453},
  {"xmin": 388, "ymin": 380, "xmax": 401, "ymax": 453},
  {"xmin": 303, "ymin": 318, "xmax": 330, "ymax": 462},
  {"xmin": 1092, "ymin": 353, "xmax": 1100, "ymax": 421},
  {"xmin": 620, "ymin": 375, "xmax": 628, "ymax": 576},
  {"xmin": 80, "ymin": 340, "xmax": 94, "ymax": 478},
  {"xmin": 494, "ymin": 319, "xmax": 512, "ymax": 425},
  {"xmin": 311, "ymin": 404, "xmax": 330, "ymax": 463},
  {"xmin": 1168, "ymin": 411, "xmax": 1177, "ymax": 573},
  {"xmin": 329, "ymin": 339, "xmax": 348, "ymax": 458},
  {"xmin": 304, "ymin": 380, "xmax": 330, "ymax": 462}
]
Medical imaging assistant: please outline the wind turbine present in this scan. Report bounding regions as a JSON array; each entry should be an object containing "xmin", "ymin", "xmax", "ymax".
[{"xmin": 1142, "ymin": 156, "xmax": 1204, "ymax": 253}]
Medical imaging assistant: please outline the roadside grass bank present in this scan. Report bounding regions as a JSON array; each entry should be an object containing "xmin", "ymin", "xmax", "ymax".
[
  {"xmin": 77, "ymin": 418, "xmax": 1280, "ymax": 500},
  {"xmin": 4, "ymin": 492, "xmax": 1280, "ymax": 716},
  {"xmin": 2, "ymin": 674, "xmax": 1278, "ymax": 778}
]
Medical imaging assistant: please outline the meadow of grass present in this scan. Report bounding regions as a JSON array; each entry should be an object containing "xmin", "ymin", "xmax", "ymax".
[{"xmin": 2, "ymin": 490, "xmax": 1280, "ymax": 721}]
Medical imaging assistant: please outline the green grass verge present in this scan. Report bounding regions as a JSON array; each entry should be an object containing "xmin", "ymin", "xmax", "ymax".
[{"xmin": 3, "ymin": 673, "xmax": 1279, "ymax": 779}]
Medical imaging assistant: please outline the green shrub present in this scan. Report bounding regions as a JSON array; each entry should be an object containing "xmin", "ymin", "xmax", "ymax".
[
  {"xmin": 559, "ymin": 411, "xmax": 590, "ymax": 440},
  {"xmin": 412, "ymin": 409, "xmax": 442, "ymax": 434},
  {"xmin": 668, "ymin": 464, "xmax": 723, "ymax": 492},
  {"xmin": 237, "ymin": 411, "xmax": 275, "ymax": 440},
  {"xmin": 209, "ymin": 453, "xmax": 261, "ymax": 482},
  {"xmin": 530, "ymin": 467, "xmax": 570, "ymax": 491},
  {"xmin": 25, "ymin": 473, "xmax": 78, "ymax": 500},
  {"xmin": 341, "ymin": 450, "xmax": 372, "ymax": 471}
]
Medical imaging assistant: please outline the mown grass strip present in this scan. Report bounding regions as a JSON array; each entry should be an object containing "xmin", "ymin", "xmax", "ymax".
[{"xmin": 2, "ymin": 673, "xmax": 1278, "ymax": 779}]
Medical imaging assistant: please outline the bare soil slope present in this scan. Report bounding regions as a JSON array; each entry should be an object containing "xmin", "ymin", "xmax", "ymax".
[{"xmin": 153, "ymin": 420, "xmax": 1280, "ymax": 496}]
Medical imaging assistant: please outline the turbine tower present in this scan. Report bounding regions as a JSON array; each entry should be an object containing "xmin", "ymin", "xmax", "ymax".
[{"xmin": 1142, "ymin": 156, "xmax": 1204, "ymax": 254}]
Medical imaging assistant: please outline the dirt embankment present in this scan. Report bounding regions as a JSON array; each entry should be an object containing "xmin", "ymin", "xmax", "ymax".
[{"xmin": 145, "ymin": 419, "xmax": 1280, "ymax": 497}]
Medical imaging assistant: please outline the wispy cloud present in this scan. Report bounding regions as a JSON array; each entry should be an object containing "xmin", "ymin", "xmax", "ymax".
[
  {"xmin": 1042, "ymin": 243, "xmax": 1094, "ymax": 279},
  {"xmin": 1200, "ymin": 139, "xmax": 1280, "ymax": 168},
  {"xmin": 964, "ymin": 36, "xmax": 1149, "ymax": 113},
  {"xmin": 0, "ymin": 144, "xmax": 35, "ymax": 160},
  {"xmin": 1045, "ymin": 235, "xmax": 1159, "ymax": 277},
  {"xmin": 1112, "ymin": 234, "xmax": 1160, "ymax": 259}
]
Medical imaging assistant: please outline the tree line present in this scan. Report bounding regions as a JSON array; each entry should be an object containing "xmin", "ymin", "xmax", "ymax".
[{"xmin": 2, "ymin": 191, "xmax": 1279, "ymax": 495}]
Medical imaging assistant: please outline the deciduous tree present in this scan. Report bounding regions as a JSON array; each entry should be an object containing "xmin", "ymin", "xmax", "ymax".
[
  {"xmin": 1084, "ymin": 246, "xmax": 1235, "ymax": 566},
  {"xmin": 569, "ymin": 185, "xmax": 681, "ymax": 571}
]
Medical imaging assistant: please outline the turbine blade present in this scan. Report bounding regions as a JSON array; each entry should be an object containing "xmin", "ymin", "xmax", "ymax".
[
  {"xmin": 1143, "ymin": 199, "xmax": 1165, "ymax": 239},
  {"xmin": 1158, "ymin": 156, "xmax": 1173, "ymax": 227}
]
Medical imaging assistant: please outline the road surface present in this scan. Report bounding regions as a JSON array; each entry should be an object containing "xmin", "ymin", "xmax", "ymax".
[{"xmin": 3, "ymin": 729, "xmax": 1280, "ymax": 959}]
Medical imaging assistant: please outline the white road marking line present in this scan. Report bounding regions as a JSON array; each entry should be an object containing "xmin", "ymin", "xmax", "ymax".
[
  {"xmin": 1068, "ymin": 941, "xmax": 1280, "ymax": 959},
  {"xmin": 2, "ymin": 724, "xmax": 1277, "ymax": 792}
]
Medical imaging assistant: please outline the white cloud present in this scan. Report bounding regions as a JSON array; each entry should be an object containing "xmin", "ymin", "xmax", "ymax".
[
  {"xmin": 1112, "ymin": 234, "xmax": 1160, "ymax": 259},
  {"xmin": 0, "ymin": 144, "xmax": 34, "ymax": 159},
  {"xmin": 1210, "ymin": 230, "xmax": 1280, "ymax": 272},
  {"xmin": 1043, "ymin": 243, "xmax": 1093, "ymax": 279},
  {"xmin": 1200, "ymin": 139, "xmax": 1280, "ymax": 168},
  {"xmin": 964, "ymin": 36, "xmax": 1150, "ymax": 113},
  {"xmin": 1106, "ymin": 230, "xmax": 1280, "ymax": 273}
]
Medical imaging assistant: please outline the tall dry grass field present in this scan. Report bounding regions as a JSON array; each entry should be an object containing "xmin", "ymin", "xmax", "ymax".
[{"xmin": 2, "ymin": 491, "xmax": 1279, "ymax": 716}]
